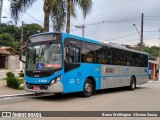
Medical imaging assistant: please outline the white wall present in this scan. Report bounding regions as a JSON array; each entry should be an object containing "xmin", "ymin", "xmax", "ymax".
[{"xmin": 8, "ymin": 55, "xmax": 20, "ymax": 69}]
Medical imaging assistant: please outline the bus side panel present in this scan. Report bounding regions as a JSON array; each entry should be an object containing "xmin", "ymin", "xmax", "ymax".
[
  {"xmin": 101, "ymin": 65, "xmax": 149, "ymax": 89},
  {"xmin": 101, "ymin": 65, "xmax": 130, "ymax": 89},
  {"xmin": 134, "ymin": 67, "xmax": 149, "ymax": 84},
  {"xmin": 79, "ymin": 63, "xmax": 101, "ymax": 91},
  {"xmin": 101, "ymin": 65, "xmax": 116, "ymax": 89},
  {"xmin": 62, "ymin": 63, "xmax": 101, "ymax": 93},
  {"xmin": 63, "ymin": 68, "xmax": 81, "ymax": 93}
]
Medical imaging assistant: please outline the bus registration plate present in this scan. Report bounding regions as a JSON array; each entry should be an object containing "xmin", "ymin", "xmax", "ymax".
[{"xmin": 33, "ymin": 86, "xmax": 40, "ymax": 90}]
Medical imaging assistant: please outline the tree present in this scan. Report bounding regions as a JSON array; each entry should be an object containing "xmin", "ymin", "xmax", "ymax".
[
  {"xmin": 0, "ymin": 23, "xmax": 21, "ymax": 41},
  {"xmin": 22, "ymin": 23, "xmax": 44, "ymax": 42},
  {"xmin": 0, "ymin": 33, "xmax": 18, "ymax": 49},
  {"xmin": 9, "ymin": 0, "xmax": 93, "ymax": 33},
  {"xmin": 50, "ymin": 0, "xmax": 93, "ymax": 32},
  {"xmin": 9, "ymin": 0, "xmax": 65, "ymax": 32},
  {"xmin": 125, "ymin": 43, "xmax": 160, "ymax": 57},
  {"xmin": 65, "ymin": 0, "xmax": 92, "ymax": 33}
]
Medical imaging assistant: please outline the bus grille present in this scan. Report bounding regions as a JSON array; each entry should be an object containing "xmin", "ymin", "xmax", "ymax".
[{"xmin": 26, "ymin": 83, "xmax": 49, "ymax": 90}]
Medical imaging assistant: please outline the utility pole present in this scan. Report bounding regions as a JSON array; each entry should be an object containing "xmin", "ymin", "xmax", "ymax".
[
  {"xmin": 0, "ymin": 0, "xmax": 3, "ymax": 24},
  {"xmin": 82, "ymin": 25, "xmax": 85, "ymax": 37},
  {"xmin": 20, "ymin": 21, "xmax": 24, "ymax": 70},
  {"xmin": 75, "ymin": 25, "xmax": 85, "ymax": 37},
  {"xmin": 21, "ymin": 21, "xmax": 24, "ymax": 43},
  {"xmin": 141, "ymin": 13, "xmax": 144, "ymax": 51}
]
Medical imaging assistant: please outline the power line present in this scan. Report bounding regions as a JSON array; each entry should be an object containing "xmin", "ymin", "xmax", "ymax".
[
  {"xmin": 71, "ymin": 16, "xmax": 141, "ymax": 26},
  {"xmin": 145, "ymin": 15, "xmax": 160, "ymax": 18},
  {"xmin": 144, "ymin": 31, "xmax": 159, "ymax": 33},
  {"xmin": 85, "ymin": 17, "xmax": 141, "ymax": 26},
  {"xmin": 26, "ymin": 12, "xmax": 43, "ymax": 25},
  {"xmin": 3, "ymin": 6, "xmax": 9, "ymax": 12},
  {"xmin": 107, "ymin": 33, "xmax": 138, "ymax": 41},
  {"xmin": 70, "ymin": 28, "xmax": 79, "ymax": 31},
  {"xmin": 2, "ymin": 9, "xmax": 10, "ymax": 16}
]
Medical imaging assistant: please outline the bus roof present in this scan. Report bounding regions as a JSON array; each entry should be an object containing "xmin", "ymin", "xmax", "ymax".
[
  {"xmin": 63, "ymin": 33, "xmax": 148, "ymax": 55},
  {"xmin": 29, "ymin": 32, "xmax": 148, "ymax": 55}
]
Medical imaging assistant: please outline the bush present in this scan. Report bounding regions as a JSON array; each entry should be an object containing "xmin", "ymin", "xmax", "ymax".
[
  {"xmin": 6, "ymin": 72, "xmax": 20, "ymax": 89},
  {"xmin": 19, "ymin": 70, "xmax": 24, "ymax": 77}
]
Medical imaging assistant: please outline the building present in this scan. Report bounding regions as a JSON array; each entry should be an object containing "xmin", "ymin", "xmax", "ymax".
[
  {"xmin": 0, "ymin": 46, "xmax": 20, "ymax": 69},
  {"xmin": 149, "ymin": 57, "xmax": 160, "ymax": 80}
]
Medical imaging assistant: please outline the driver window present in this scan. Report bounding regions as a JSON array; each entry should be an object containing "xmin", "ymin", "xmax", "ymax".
[{"xmin": 66, "ymin": 46, "xmax": 80, "ymax": 63}]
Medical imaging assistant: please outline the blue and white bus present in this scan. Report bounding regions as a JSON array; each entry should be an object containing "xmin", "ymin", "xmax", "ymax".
[{"xmin": 22, "ymin": 32, "xmax": 149, "ymax": 97}]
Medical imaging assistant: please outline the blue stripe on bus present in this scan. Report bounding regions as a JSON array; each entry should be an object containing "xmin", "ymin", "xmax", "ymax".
[{"xmin": 101, "ymin": 75, "xmax": 148, "ymax": 78}]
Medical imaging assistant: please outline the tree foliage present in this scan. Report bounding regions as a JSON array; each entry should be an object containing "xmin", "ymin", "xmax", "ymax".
[
  {"xmin": 0, "ymin": 23, "xmax": 20, "ymax": 41},
  {"xmin": 125, "ymin": 43, "xmax": 160, "ymax": 57},
  {"xmin": 9, "ymin": 0, "xmax": 93, "ymax": 33},
  {"xmin": 22, "ymin": 23, "xmax": 44, "ymax": 42},
  {"xmin": 0, "ymin": 33, "xmax": 18, "ymax": 49},
  {"xmin": 0, "ymin": 23, "xmax": 43, "ymax": 50}
]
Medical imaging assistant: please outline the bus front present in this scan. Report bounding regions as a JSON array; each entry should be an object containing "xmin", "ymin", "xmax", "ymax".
[{"xmin": 24, "ymin": 33, "xmax": 64, "ymax": 93}]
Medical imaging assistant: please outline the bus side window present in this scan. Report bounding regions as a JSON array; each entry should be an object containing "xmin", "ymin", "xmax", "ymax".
[{"xmin": 66, "ymin": 46, "xmax": 80, "ymax": 63}]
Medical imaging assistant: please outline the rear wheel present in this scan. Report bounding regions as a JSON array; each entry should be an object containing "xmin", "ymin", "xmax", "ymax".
[
  {"xmin": 81, "ymin": 79, "xmax": 93, "ymax": 97},
  {"xmin": 129, "ymin": 77, "xmax": 136, "ymax": 90}
]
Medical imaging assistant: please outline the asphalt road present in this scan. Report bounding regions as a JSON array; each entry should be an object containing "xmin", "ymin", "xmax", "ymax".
[{"xmin": 0, "ymin": 81, "xmax": 160, "ymax": 120}]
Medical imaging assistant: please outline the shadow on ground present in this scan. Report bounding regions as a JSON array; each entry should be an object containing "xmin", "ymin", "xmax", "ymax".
[{"xmin": 31, "ymin": 86, "xmax": 148, "ymax": 101}]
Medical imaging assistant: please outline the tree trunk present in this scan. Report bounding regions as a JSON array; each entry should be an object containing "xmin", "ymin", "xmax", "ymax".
[
  {"xmin": 43, "ymin": 0, "xmax": 50, "ymax": 32},
  {"xmin": 66, "ymin": 0, "xmax": 71, "ymax": 33}
]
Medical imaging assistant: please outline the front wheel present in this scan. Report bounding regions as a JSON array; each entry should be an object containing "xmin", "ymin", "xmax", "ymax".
[
  {"xmin": 81, "ymin": 79, "xmax": 93, "ymax": 97},
  {"xmin": 129, "ymin": 77, "xmax": 136, "ymax": 90}
]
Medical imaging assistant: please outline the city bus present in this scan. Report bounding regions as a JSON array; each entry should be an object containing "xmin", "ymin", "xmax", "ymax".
[{"xmin": 22, "ymin": 32, "xmax": 149, "ymax": 97}]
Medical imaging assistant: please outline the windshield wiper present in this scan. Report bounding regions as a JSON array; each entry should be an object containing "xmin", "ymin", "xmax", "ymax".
[
  {"xmin": 41, "ymin": 42, "xmax": 52, "ymax": 56},
  {"xmin": 27, "ymin": 49, "xmax": 34, "ymax": 59}
]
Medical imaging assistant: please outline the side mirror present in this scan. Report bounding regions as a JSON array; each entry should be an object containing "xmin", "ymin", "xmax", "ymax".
[{"xmin": 19, "ymin": 45, "xmax": 26, "ymax": 63}]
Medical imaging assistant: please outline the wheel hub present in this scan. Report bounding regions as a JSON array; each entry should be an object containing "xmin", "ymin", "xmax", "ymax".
[{"xmin": 85, "ymin": 83, "xmax": 91, "ymax": 93}]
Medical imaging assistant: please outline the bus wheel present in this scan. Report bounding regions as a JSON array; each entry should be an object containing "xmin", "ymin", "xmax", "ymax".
[
  {"xmin": 129, "ymin": 77, "xmax": 136, "ymax": 90},
  {"xmin": 82, "ymin": 79, "xmax": 93, "ymax": 97}
]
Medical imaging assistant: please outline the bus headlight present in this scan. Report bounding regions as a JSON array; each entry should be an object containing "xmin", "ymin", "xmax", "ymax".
[{"xmin": 50, "ymin": 75, "xmax": 62, "ymax": 85}]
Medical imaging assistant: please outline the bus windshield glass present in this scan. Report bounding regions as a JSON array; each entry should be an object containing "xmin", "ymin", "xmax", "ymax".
[{"xmin": 26, "ymin": 42, "xmax": 62, "ymax": 70}]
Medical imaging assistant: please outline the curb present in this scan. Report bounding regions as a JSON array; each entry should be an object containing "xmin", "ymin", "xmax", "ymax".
[
  {"xmin": 0, "ymin": 92, "xmax": 37, "ymax": 100},
  {"xmin": 149, "ymin": 80, "xmax": 160, "ymax": 83}
]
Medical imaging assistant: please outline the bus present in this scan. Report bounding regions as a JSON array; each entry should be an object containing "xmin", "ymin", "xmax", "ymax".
[{"xmin": 21, "ymin": 32, "xmax": 149, "ymax": 97}]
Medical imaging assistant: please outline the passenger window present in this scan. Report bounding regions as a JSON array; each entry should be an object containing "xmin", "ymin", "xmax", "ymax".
[
  {"xmin": 81, "ymin": 42, "xmax": 95, "ymax": 63},
  {"xmin": 66, "ymin": 46, "xmax": 80, "ymax": 63}
]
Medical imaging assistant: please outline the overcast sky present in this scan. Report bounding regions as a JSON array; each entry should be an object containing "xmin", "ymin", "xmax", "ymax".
[{"xmin": 2, "ymin": 0, "xmax": 160, "ymax": 47}]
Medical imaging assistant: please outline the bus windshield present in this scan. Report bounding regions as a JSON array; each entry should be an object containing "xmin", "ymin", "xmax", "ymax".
[{"xmin": 26, "ymin": 42, "xmax": 62, "ymax": 70}]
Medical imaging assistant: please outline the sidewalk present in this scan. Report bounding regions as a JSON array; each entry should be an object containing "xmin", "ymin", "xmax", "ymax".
[
  {"xmin": 0, "ymin": 69, "xmax": 19, "ymax": 80},
  {"xmin": 0, "ymin": 79, "xmax": 29, "ymax": 96},
  {"xmin": 0, "ymin": 69, "xmax": 29, "ymax": 96}
]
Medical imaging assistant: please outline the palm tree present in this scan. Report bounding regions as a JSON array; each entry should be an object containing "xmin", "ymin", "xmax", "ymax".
[
  {"xmin": 66, "ymin": 0, "xmax": 92, "ymax": 33},
  {"xmin": 9, "ymin": 0, "xmax": 65, "ymax": 32},
  {"xmin": 48, "ymin": 0, "xmax": 93, "ymax": 33},
  {"xmin": 9, "ymin": 0, "xmax": 92, "ymax": 33}
]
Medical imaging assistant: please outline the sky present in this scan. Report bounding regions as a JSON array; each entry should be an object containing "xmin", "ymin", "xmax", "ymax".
[{"xmin": 1, "ymin": 0, "xmax": 160, "ymax": 47}]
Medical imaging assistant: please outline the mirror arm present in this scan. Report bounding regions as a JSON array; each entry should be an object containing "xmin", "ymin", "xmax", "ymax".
[
  {"xmin": 19, "ymin": 54, "xmax": 26, "ymax": 63},
  {"xmin": 19, "ymin": 45, "xmax": 26, "ymax": 64}
]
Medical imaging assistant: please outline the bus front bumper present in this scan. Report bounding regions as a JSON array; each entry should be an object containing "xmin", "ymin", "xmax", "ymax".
[{"xmin": 24, "ymin": 81, "xmax": 63, "ymax": 93}]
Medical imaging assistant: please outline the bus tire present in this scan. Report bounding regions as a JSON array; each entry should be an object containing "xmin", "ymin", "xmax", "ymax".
[
  {"xmin": 81, "ymin": 79, "xmax": 93, "ymax": 97},
  {"xmin": 129, "ymin": 77, "xmax": 136, "ymax": 90}
]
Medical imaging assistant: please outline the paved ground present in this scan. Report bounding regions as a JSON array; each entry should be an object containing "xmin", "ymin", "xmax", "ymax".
[
  {"xmin": 0, "ymin": 69, "xmax": 19, "ymax": 80},
  {"xmin": 0, "ymin": 69, "xmax": 29, "ymax": 96},
  {"xmin": 0, "ymin": 81, "xmax": 160, "ymax": 120},
  {"xmin": 0, "ymin": 69, "xmax": 160, "ymax": 120}
]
